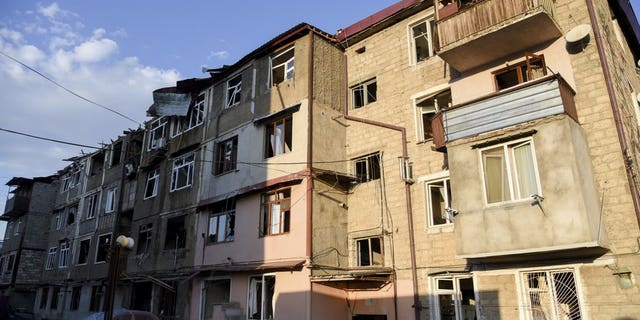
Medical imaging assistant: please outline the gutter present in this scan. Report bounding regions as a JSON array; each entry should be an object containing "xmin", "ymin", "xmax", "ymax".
[
  {"xmin": 307, "ymin": 32, "xmax": 315, "ymax": 320},
  {"xmin": 341, "ymin": 55, "xmax": 420, "ymax": 320},
  {"xmin": 586, "ymin": 0, "xmax": 640, "ymax": 228}
]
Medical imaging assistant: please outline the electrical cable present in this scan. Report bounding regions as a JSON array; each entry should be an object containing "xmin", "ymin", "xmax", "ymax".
[{"xmin": 0, "ymin": 127, "xmax": 100, "ymax": 149}]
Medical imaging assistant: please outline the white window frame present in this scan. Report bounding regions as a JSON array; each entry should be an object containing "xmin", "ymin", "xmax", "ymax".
[
  {"xmin": 247, "ymin": 274, "xmax": 276, "ymax": 320},
  {"xmin": 45, "ymin": 247, "xmax": 56, "ymax": 270},
  {"xmin": 84, "ymin": 192, "xmax": 100, "ymax": 219},
  {"xmin": 350, "ymin": 78, "xmax": 377, "ymax": 109},
  {"xmin": 270, "ymin": 46, "xmax": 295, "ymax": 86},
  {"xmin": 200, "ymin": 277, "xmax": 232, "ymax": 320},
  {"xmin": 425, "ymin": 175, "xmax": 453, "ymax": 228},
  {"xmin": 104, "ymin": 188, "xmax": 117, "ymax": 213},
  {"xmin": 412, "ymin": 85, "xmax": 451, "ymax": 142},
  {"xmin": 170, "ymin": 153, "xmax": 195, "ymax": 192},
  {"xmin": 187, "ymin": 93, "xmax": 206, "ymax": 130},
  {"xmin": 519, "ymin": 268, "xmax": 584, "ymax": 320},
  {"xmin": 429, "ymin": 275, "xmax": 477, "ymax": 320},
  {"xmin": 144, "ymin": 169, "xmax": 160, "ymax": 199},
  {"xmin": 479, "ymin": 137, "xmax": 542, "ymax": 205},
  {"xmin": 95, "ymin": 233, "xmax": 111, "ymax": 264},
  {"xmin": 208, "ymin": 210, "xmax": 235, "ymax": 243},
  {"xmin": 147, "ymin": 117, "xmax": 168, "ymax": 151},
  {"xmin": 353, "ymin": 153, "xmax": 381, "ymax": 182},
  {"xmin": 408, "ymin": 15, "xmax": 435, "ymax": 64},
  {"xmin": 58, "ymin": 240, "xmax": 71, "ymax": 268},
  {"xmin": 225, "ymin": 74, "xmax": 242, "ymax": 108},
  {"xmin": 55, "ymin": 211, "xmax": 62, "ymax": 230}
]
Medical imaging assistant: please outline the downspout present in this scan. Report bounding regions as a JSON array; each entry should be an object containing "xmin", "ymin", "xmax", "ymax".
[
  {"xmin": 586, "ymin": 0, "xmax": 640, "ymax": 227},
  {"xmin": 306, "ymin": 32, "xmax": 315, "ymax": 320},
  {"xmin": 341, "ymin": 55, "xmax": 419, "ymax": 320}
]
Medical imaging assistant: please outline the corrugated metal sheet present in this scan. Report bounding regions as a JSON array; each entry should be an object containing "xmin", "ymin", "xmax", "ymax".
[
  {"xmin": 152, "ymin": 92, "xmax": 191, "ymax": 116},
  {"xmin": 444, "ymin": 78, "xmax": 564, "ymax": 141}
]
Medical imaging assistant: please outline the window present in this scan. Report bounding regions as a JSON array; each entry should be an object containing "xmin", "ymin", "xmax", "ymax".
[
  {"xmin": 105, "ymin": 188, "xmax": 117, "ymax": 213},
  {"xmin": 147, "ymin": 117, "xmax": 168, "ymax": 150},
  {"xmin": 95, "ymin": 234, "xmax": 111, "ymax": 263},
  {"xmin": 46, "ymin": 247, "xmax": 57, "ymax": 270},
  {"xmin": 77, "ymin": 238, "xmax": 90, "ymax": 265},
  {"xmin": 426, "ymin": 177, "xmax": 452, "ymax": 227},
  {"xmin": 265, "ymin": 116, "xmax": 292, "ymax": 158},
  {"xmin": 136, "ymin": 223, "xmax": 153, "ymax": 255},
  {"xmin": 164, "ymin": 215, "xmax": 186, "ymax": 250},
  {"xmin": 410, "ymin": 17, "xmax": 436, "ymax": 63},
  {"xmin": 481, "ymin": 139, "xmax": 540, "ymax": 204},
  {"xmin": 248, "ymin": 275, "xmax": 275, "ymax": 320},
  {"xmin": 89, "ymin": 285, "xmax": 103, "ymax": 312},
  {"xmin": 61, "ymin": 169, "xmax": 80, "ymax": 192},
  {"xmin": 144, "ymin": 169, "xmax": 160, "ymax": 199},
  {"xmin": 14, "ymin": 218, "xmax": 20, "ymax": 235},
  {"xmin": 416, "ymin": 89, "xmax": 451, "ymax": 142},
  {"xmin": 215, "ymin": 136, "xmax": 238, "ymax": 175},
  {"xmin": 202, "ymin": 279, "xmax": 231, "ymax": 319},
  {"xmin": 226, "ymin": 74, "xmax": 242, "ymax": 108},
  {"xmin": 356, "ymin": 237, "xmax": 383, "ymax": 266},
  {"xmin": 171, "ymin": 153, "xmax": 195, "ymax": 191},
  {"xmin": 5, "ymin": 254, "xmax": 14, "ymax": 275},
  {"xmin": 271, "ymin": 46, "xmax": 294, "ymax": 85},
  {"xmin": 431, "ymin": 276, "xmax": 476, "ymax": 320},
  {"xmin": 351, "ymin": 78, "xmax": 377, "ymax": 109},
  {"xmin": 187, "ymin": 93, "xmax": 206, "ymax": 130},
  {"xmin": 208, "ymin": 199, "xmax": 236, "ymax": 243},
  {"xmin": 84, "ymin": 192, "xmax": 100, "ymax": 219},
  {"xmin": 50, "ymin": 287, "xmax": 59, "ymax": 310},
  {"xmin": 494, "ymin": 53, "xmax": 546, "ymax": 90},
  {"xmin": 0, "ymin": 257, "xmax": 4, "ymax": 275},
  {"xmin": 261, "ymin": 188, "xmax": 291, "ymax": 236},
  {"xmin": 70, "ymin": 286, "xmax": 81, "ymax": 310},
  {"xmin": 522, "ymin": 270, "xmax": 582, "ymax": 319},
  {"xmin": 111, "ymin": 141, "xmax": 123, "ymax": 166},
  {"xmin": 90, "ymin": 152, "xmax": 104, "ymax": 176},
  {"xmin": 54, "ymin": 210, "xmax": 62, "ymax": 230},
  {"xmin": 58, "ymin": 240, "xmax": 71, "ymax": 268},
  {"xmin": 354, "ymin": 153, "xmax": 381, "ymax": 182},
  {"xmin": 39, "ymin": 287, "xmax": 49, "ymax": 309},
  {"xmin": 66, "ymin": 204, "xmax": 77, "ymax": 225}
]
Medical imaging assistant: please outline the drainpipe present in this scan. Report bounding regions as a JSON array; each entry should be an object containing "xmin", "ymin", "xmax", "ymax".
[
  {"xmin": 586, "ymin": 0, "xmax": 640, "ymax": 228},
  {"xmin": 306, "ymin": 32, "xmax": 315, "ymax": 320},
  {"xmin": 341, "ymin": 55, "xmax": 420, "ymax": 320}
]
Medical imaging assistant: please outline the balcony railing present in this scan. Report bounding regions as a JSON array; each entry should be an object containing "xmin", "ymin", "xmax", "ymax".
[{"xmin": 2, "ymin": 195, "xmax": 29, "ymax": 219}]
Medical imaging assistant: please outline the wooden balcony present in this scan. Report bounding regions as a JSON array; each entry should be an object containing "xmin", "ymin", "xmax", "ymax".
[
  {"xmin": 1, "ymin": 195, "xmax": 29, "ymax": 220},
  {"xmin": 436, "ymin": 0, "xmax": 562, "ymax": 72}
]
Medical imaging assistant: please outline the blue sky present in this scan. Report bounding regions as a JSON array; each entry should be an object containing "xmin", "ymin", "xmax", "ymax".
[{"xmin": 0, "ymin": 0, "xmax": 638, "ymax": 238}]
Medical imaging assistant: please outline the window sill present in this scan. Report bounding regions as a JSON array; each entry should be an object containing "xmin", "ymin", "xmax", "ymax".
[
  {"xmin": 259, "ymin": 232, "xmax": 290, "ymax": 238},
  {"xmin": 170, "ymin": 185, "xmax": 193, "ymax": 193},
  {"xmin": 206, "ymin": 239, "xmax": 234, "ymax": 246},
  {"xmin": 412, "ymin": 56, "xmax": 439, "ymax": 67},
  {"xmin": 484, "ymin": 197, "xmax": 536, "ymax": 209},
  {"xmin": 426, "ymin": 224, "xmax": 454, "ymax": 234},
  {"xmin": 214, "ymin": 169, "xmax": 238, "ymax": 177},
  {"xmin": 143, "ymin": 195, "xmax": 157, "ymax": 200}
]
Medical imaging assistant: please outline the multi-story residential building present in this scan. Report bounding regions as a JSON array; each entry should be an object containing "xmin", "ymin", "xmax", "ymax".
[
  {"xmin": 34, "ymin": 130, "xmax": 143, "ymax": 319},
  {"xmin": 0, "ymin": 176, "xmax": 57, "ymax": 316}
]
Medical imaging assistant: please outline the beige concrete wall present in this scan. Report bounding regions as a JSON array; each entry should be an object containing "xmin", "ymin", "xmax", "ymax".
[
  {"xmin": 311, "ymin": 178, "xmax": 349, "ymax": 271},
  {"xmin": 475, "ymin": 273, "xmax": 520, "ymax": 320}
]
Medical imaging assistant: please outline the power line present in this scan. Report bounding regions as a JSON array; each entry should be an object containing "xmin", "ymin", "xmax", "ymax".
[
  {"xmin": 0, "ymin": 127, "xmax": 100, "ymax": 149},
  {"xmin": 0, "ymin": 51, "xmax": 141, "ymax": 125}
]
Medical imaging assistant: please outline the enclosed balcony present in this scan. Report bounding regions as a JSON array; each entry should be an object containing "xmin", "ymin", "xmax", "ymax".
[
  {"xmin": 2, "ymin": 194, "xmax": 29, "ymax": 220},
  {"xmin": 435, "ymin": 0, "xmax": 562, "ymax": 72}
]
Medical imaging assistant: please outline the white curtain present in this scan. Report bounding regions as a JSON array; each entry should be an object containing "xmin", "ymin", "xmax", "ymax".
[
  {"xmin": 270, "ymin": 204, "xmax": 281, "ymax": 234},
  {"xmin": 512, "ymin": 142, "xmax": 538, "ymax": 198}
]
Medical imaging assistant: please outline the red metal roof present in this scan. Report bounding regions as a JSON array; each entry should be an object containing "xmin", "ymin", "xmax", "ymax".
[{"xmin": 335, "ymin": 0, "xmax": 421, "ymax": 41}]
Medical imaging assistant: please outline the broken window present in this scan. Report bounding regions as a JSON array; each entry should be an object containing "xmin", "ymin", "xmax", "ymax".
[
  {"xmin": 95, "ymin": 233, "xmax": 111, "ymax": 263},
  {"xmin": 111, "ymin": 140, "xmax": 123, "ymax": 166},
  {"xmin": 226, "ymin": 74, "xmax": 242, "ymax": 108},
  {"xmin": 187, "ymin": 93, "xmax": 206, "ymax": 129},
  {"xmin": 14, "ymin": 217, "xmax": 21, "ymax": 235},
  {"xmin": 54, "ymin": 209, "xmax": 62, "ymax": 230},
  {"xmin": 144, "ymin": 168, "xmax": 160, "ymax": 199},
  {"xmin": 171, "ymin": 153, "xmax": 195, "ymax": 191},
  {"xmin": 354, "ymin": 153, "xmax": 381, "ymax": 182},
  {"xmin": 136, "ymin": 223, "xmax": 153, "ymax": 255},
  {"xmin": 351, "ymin": 78, "xmax": 377, "ymax": 109},
  {"xmin": 5, "ymin": 254, "xmax": 14, "ymax": 275},
  {"xmin": 104, "ymin": 187, "xmax": 117, "ymax": 213},
  {"xmin": 0, "ymin": 257, "xmax": 4, "ymax": 275},
  {"xmin": 215, "ymin": 136, "xmax": 238, "ymax": 175},
  {"xmin": 39, "ymin": 287, "xmax": 49, "ymax": 309},
  {"xmin": 248, "ymin": 275, "xmax": 275, "ymax": 320},
  {"xmin": 89, "ymin": 285, "xmax": 103, "ymax": 312},
  {"xmin": 84, "ymin": 192, "xmax": 99, "ymax": 219},
  {"xmin": 46, "ymin": 247, "xmax": 57, "ymax": 270},
  {"xmin": 481, "ymin": 138, "xmax": 540, "ymax": 204},
  {"xmin": 90, "ymin": 152, "xmax": 104, "ymax": 176},
  {"xmin": 431, "ymin": 276, "xmax": 476, "ymax": 320},
  {"xmin": 208, "ymin": 199, "xmax": 236, "ymax": 243},
  {"xmin": 265, "ymin": 115, "xmax": 292, "ymax": 158},
  {"xmin": 164, "ymin": 215, "xmax": 186, "ymax": 250},
  {"xmin": 77, "ymin": 238, "xmax": 90, "ymax": 265},
  {"xmin": 261, "ymin": 188, "xmax": 291, "ymax": 236},
  {"xmin": 202, "ymin": 278, "xmax": 231, "ymax": 319},
  {"xmin": 356, "ymin": 237, "xmax": 383, "ymax": 266},
  {"xmin": 271, "ymin": 46, "xmax": 295, "ymax": 86},
  {"xmin": 522, "ymin": 270, "xmax": 583, "ymax": 319},
  {"xmin": 147, "ymin": 117, "xmax": 168, "ymax": 151},
  {"xmin": 61, "ymin": 169, "xmax": 81, "ymax": 192},
  {"xmin": 58, "ymin": 240, "xmax": 70, "ymax": 268},
  {"xmin": 410, "ymin": 17, "xmax": 436, "ymax": 63},
  {"xmin": 50, "ymin": 287, "xmax": 59, "ymax": 310},
  {"xmin": 66, "ymin": 204, "xmax": 77, "ymax": 225},
  {"xmin": 70, "ymin": 286, "xmax": 81, "ymax": 310},
  {"xmin": 494, "ymin": 53, "xmax": 546, "ymax": 90},
  {"xmin": 426, "ymin": 177, "xmax": 453, "ymax": 227},
  {"xmin": 416, "ymin": 89, "xmax": 451, "ymax": 142}
]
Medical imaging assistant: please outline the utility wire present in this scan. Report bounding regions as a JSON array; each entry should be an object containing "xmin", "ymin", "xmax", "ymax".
[
  {"xmin": 0, "ymin": 127, "xmax": 100, "ymax": 149},
  {"xmin": 0, "ymin": 51, "xmax": 141, "ymax": 125}
]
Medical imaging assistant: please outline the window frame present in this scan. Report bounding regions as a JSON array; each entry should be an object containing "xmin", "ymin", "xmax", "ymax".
[
  {"xmin": 261, "ymin": 188, "xmax": 291, "ymax": 236},
  {"xmin": 355, "ymin": 236, "xmax": 384, "ymax": 267},
  {"xmin": 215, "ymin": 136, "xmax": 238, "ymax": 175},
  {"xmin": 170, "ymin": 152, "xmax": 195, "ymax": 192},
  {"xmin": 39, "ymin": 287, "xmax": 49, "ymax": 309},
  {"xmin": 208, "ymin": 209, "xmax": 235, "ymax": 244},
  {"xmin": 104, "ymin": 187, "xmax": 117, "ymax": 213},
  {"xmin": 271, "ymin": 46, "xmax": 295, "ymax": 86},
  {"xmin": 147, "ymin": 117, "xmax": 168, "ymax": 151},
  {"xmin": 429, "ymin": 275, "xmax": 477, "ymax": 320},
  {"xmin": 479, "ymin": 138, "xmax": 542, "ymax": 205},
  {"xmin": 425, "ymin": 176, "xmax": 453, "ymax": 228},
  {"xmin": 164, "ymin": 215, "xmax": 187, "ymax": 250},
  {"xmin": 408, "ymin": 15, "xmax": 436, "ymax": 64},
  {"xmin": 136, "ymin": 223, "xmax": 153, "ymax": 255},
  {"xmin": 46, "ymin": 247, "xmax": 57, "ymax": 270},
  {"xmin": 84, "ymin": 192, "xmax": 100, "ymax": 220},
  {"xmin": 201, "ymin": 277, "xmax": 232, "ymax": 320},
  {"xmin": 58, "ymin": 240, "xmax": 71, "ymax": 268},
  {"xmin": 225, "ymin": 74, "xmax": 242, "ymax": 108},
  {"xmin": 519, "ymin": 268, "xmax": 584, "ymax": 320},
  {"xmin": 95, "ymin": 233, "xmax": 111, "ymax": 264},
  {"xmin": 76, "ymin": 238, "xmax": 91, "ymax": 265},
  {"xmin": 70, "ymin": 286, "xmax": 81, "ymax": 311},
  {"xmin": 89, "ymin": 285, "xmax": 103, "ymax": 312},
  {"xmin": 493, "ymin": 53, "xmax": 547, "ymax": 91},
  {"xmin": 350, "ymin": 78, "xmax": 377, "ymax": 109},
  {"xmin": 144, "ymin": 168, "xmax": 160, "ymax": 199},
  {"xmin": 247, "ymin": 274, "xmax": 276, "ymax": 320},
  {"xmin": 5, "ymin": 254, "xmax": 14, "ymax": 275},
  {"xmin": 264, "ymin": 115, "xmax": 293, "ymax": 158},
  {"xmin": 413, "ymin": 87, "xmax": 451, "ymax": 142},
  {"xmin": 353, "ymin": 153, "xmax": 381, "ymax": 183}
]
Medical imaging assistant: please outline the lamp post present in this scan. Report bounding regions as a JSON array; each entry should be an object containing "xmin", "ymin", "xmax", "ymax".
[{"xmin": 104, "ymin": 235, "xmax": 134, "ymax": 320}]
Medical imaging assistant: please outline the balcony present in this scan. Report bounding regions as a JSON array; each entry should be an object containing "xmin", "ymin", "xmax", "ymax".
[
  {"xmin": 435, "ymin": 0, "xmax": 562, "ymax": 72},
  {"xmin": 1, "ymin": 195, "xmax": 29, "ymax": 220}
]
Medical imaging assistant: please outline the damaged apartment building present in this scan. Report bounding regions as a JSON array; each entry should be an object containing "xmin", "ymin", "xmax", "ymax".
[{"xmin": 2, "ymin": 0, "xmax": 640, "ymax": 319}]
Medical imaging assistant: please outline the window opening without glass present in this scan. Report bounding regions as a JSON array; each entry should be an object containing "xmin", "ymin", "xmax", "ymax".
[
  {"xmin": 354, "ymin": 153, "xmax": 381, "ymax": 182},
  {"xmin": 351, "ymin": 78, "xmax": 377, "ymax": 109},
  {"xmin": 426, "ymin": 177, "xmax": 452, "ymax": 227},
  {"xmin": 271, "ymin": 46, "xmax": 294, "ymax": 86},
  {"xmin": 432, "ymin": 276, "xmax": 476, "ymax": 320},
  {"xmin": 261, "ymin": 188, "xmax": 291, "ymax": 236},
  {"xmin": 494, "ymin": 53, "xmax": 546, "ymax": 91},
  {"xmin": 410, "ymin": 17, "xmax": 436, "ymax": 63},
  {"xmin": 226, "ymin": 75, "xmax": 242, "ymax": 108},
  {"xmin": 417, "ymin": 89, "xmax": 451, "ymax": 141},
  {"xmin": 208, "ymin": 198, "xmax": 236, "ymax": 243},
  {"xmin": 356, "ymin": 237, "xmax": 383, "ymax": 266},
  {"xmin": 248, "ymin": 275, "xmax": 275, "ymax": 320},
  {"xmin": 265, "ymin": 116, "xmax": 292, "ymax": 158}
]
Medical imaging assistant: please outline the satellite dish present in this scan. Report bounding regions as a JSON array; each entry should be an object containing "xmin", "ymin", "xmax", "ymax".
[{"xmin": 565, "ymin": 24, "xmax": 591, "ymax": 43}]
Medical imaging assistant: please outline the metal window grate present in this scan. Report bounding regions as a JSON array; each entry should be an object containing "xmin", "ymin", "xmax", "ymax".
[{"xmin": 523, "ymin": 270, "xmax": 582, "ymax": 320}]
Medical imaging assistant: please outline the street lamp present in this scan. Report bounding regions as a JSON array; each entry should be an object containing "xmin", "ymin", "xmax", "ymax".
[{"xmin": 104, "ymin": 235, "xmax": 134, "ymax": 320}]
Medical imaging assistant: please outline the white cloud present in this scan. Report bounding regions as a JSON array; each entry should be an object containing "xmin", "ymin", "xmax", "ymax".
[
  {"xmin": 37, "ymin": 3, "xmax": 61, "ymax": 19},
  {"xmin": 73, "ymin": 37, "xmax": 118, "ymax": 62},
  {"xmin": 208, "ymin": 50, "xmax": 229, "ymax": 60},
  {"xmin": 0, "ymin": 28, "xmax": 23, "ymax": 42}
]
